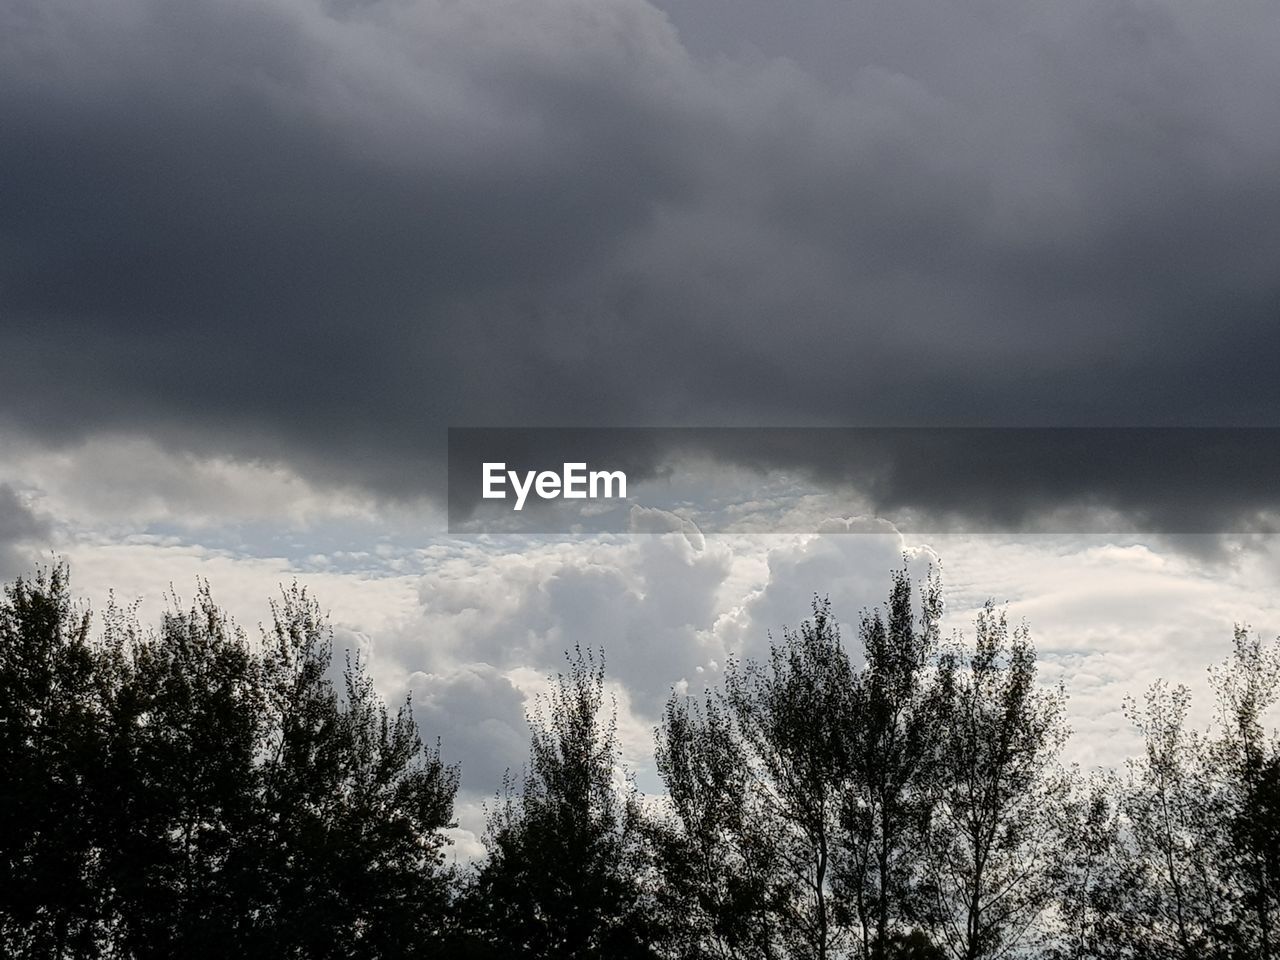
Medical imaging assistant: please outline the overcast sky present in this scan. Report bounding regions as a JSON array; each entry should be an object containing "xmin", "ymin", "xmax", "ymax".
[{"xmin": 3, "ymin": 0, "xmax": 1280, "ymax": 856}]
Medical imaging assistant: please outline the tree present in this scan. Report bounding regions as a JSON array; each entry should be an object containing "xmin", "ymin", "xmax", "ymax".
[
  {"xmin": 722, "ymin": 597, "xmax": 858, "ymax": 960},
  {"xmin": 836, "ymin": 569, "xmax": 943, "ymax": 960},
  {"xmin": 655, "ymin": 572, "xmax": 947, "ymax": 960},
  {"xmin": 97, "ymin": 583, "xmax": 262, "ymax": 958},
  {"xmin": 0, "ymin": 564, "xmax": 105, "ymax": 958},
  {"xmin": 1207, "ymin": 628, "xmax": 1280, "ymax": 958},
  {"xmin": 254, "ymin": 584, "xmax": 459, "ymax": 959},
  {"xmin": 653, "ymin": 688, "xmax": 785, "ymax": 959},
  {"xmin": 917, "ymin": 604, "xmax": 1072, "ymax": 960},
  {"xmin": 470, "ymin": 645, "xmax": 656, "ymax": 959},
  {"xmin": 0, "ymin": 565, "xmax": 459, "ymax": 959},
  {"xmin": 1079, "ymin": 629, "xmax": 1280, "ymax": 960},
  {"xmin": 1045, "ymin": 773, "xmax": 1130, "ymax": 960}
]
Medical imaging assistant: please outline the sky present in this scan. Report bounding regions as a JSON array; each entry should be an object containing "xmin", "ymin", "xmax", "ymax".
[{"xmin": 3, "ymin": 0, "xmax": 1280, "ymax": 858}]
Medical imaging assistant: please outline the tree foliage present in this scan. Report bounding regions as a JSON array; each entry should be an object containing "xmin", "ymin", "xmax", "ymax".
[
  {"xmin": 917, "ymin": 604, "xmax": 1072, "ymax": 960},
  {"xmin": 837, "ymin": 570, "xmax": 942, "ymax": 960},
  {"xmin": 656, "ymin": 572, "xmax": 1071, "ymax": 960},
  {"xmin": 0, "ymin": 568, "xmax": 457, "ymax": 960},
  {"xmin": 656, "ymin": 570, "xmax": 949, "ymax": 960},
  {"xmin": 3, "ymin": 560, "xmax": 1279, "ymax": 960},
  {"xmin": 1064, "ymin": 628, "xmax": 1280, "ymax": 960},
  {"xmin": 468, "ymin": 644, "xmax": 656, "ymax": 959},
  {"xmin": 654, "ymin": 687, "xmax": 784, "ymax": 959},
  {"xmin": 0, "ymin": 565, "xmax": 103, "ymax": 957}
]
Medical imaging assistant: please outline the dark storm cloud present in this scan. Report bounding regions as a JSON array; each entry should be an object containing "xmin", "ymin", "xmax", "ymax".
[
  {"xmin": 447, "ymin": 428, "xmax": 1280, "ymax": 534},
  {"xmin": 3, "ymin": 0, "xmax": 1280, "ymax": 505}
]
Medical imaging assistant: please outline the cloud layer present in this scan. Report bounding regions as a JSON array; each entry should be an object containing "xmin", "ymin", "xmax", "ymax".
[
  {"xmin": 0, "ymin": 484, "xmax": 48, "ymax": 579},
  {"xmin": 4, "ymin": 0, "xmax": 1280, "ymax": 500}
]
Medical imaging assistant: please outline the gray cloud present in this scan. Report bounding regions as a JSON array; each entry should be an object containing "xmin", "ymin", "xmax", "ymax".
[
  {"xmin": 448, "ymin": 428, "xmax": 1280, "ymax": 538},
  {"xmin": 733, "ymin": 533, "xmax": 936, "ymax": 664},
  {"xmin": 0, "ymin": 484, "xmax": 50, "ymax": 579},
  {"xmin": 3, "ymin": 0, "xmax": 1279, "ymax": 505},
  {"xmin": 405, "ymin": 530, "xmax": 735, "ymax": 717},
  {"xmin": 409, "ymin": 662, "xmax": 530, "ymax": 795}
]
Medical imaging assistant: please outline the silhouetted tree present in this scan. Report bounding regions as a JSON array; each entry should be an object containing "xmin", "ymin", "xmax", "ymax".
[
  {"xmin": 1073, "ymin": 629, "xmax": 1280, "ymax": 960},
  {"xmin": 655, "ymin": 574, "xmax": 947, "ymax": 960},
  {"xmin": 0, "ymin": 564, "xmax": 105, "ymax": 958},
  {"xmin": 254, "ymin": 584, "xmax": 459, "ymax": 959},
  {"xmin": 653, "ymin": 688, "xmax": 785, "ymax": 959},
  {"xmin": 1208, "ymin": 628, "xmax": 1280, "ymax": 958},
  {"xmin": 10, "ymin": 558, "xmax": 1280, "ymax": 960},
  {"xmin": 836, "ymin": 569, "xmax": 943, "ymax": 960},
  {"xmin": 1, "ymin": 567, "xmax": 458, "ymax": 960},
  {"xmin": 917, "ymin": 604, "xmax": 1072, "ymax": 960},
  {"xmin": 96, "ymin": 584, "xmax": 262, "ymax": 958},
  {"xmin": 1047, "ymin": 775, "xmax": 1131, "ymax": 960},
  {"xmin": 1095, "ymin": 679, "xmax": 1228, "ymax": 959},
  {"xmin": 470, "ymin": 645, "xmax": 656, "ymax": 959},
  {"xmin": 723, "ymin": 597, "xmax": 858, "ymax": 960}
]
